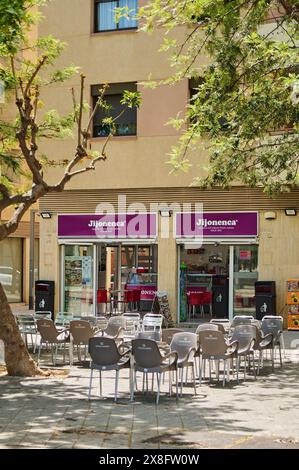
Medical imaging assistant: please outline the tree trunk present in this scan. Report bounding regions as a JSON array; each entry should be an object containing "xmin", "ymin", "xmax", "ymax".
[{"xmin": 0, "ymin": 282, "xmax": 45, "ymax": 376}]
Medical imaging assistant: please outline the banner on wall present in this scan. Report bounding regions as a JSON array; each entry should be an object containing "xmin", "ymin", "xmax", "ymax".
[
  {"xmin": 58, "ymin": 213, "xmax": 157, "ymax": 238},
  {"xmin": 176, "ymin": 212, "xmax": 258, "ymax": 238}
]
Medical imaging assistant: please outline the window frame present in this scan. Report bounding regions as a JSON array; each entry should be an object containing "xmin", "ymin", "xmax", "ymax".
[
  {"xmin": 94, "ymin": 0, "xmax": 138, "ymax": 33},
  {"xmin": 91, "ymin": 82, "xmax": 138, "ymax": 138}
]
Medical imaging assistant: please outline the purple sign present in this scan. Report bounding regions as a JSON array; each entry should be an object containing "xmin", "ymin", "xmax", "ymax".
[
  {"xmin": 176, "ymin": 212, "xmax": 258, "ymax": 237},
  {"xmin": 58, "ymin": 213, "xmax": 157, "ymax": 238},
  {"xmin": 126, "ymin": 284, "xmax": 157, "ymax": 301}
]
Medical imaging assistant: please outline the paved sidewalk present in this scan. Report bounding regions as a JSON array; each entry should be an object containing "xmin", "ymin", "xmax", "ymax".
[{"xmin": 1, "ymin": 349, "xmax": 299, "ymax": 449}]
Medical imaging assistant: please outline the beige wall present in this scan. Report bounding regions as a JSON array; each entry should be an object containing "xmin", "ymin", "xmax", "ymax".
[
  {"xmin": 157, "ymin": 215, "xmax": 178, "ymax": 322},
  {"xmin": 39, "ymin": 215, "xmax": 60, "ymax": 312},
  {"xmin": 259, "ymin": 211, "xmax": 299, "ymax": 328},
  {"xmin": 37, "ymin": 0, "xmax": 209, "ymax": 191}
]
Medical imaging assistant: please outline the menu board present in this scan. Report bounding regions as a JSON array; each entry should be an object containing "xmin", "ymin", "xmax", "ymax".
[{"xmin": 152, "ymin": 291, "xmax": 175, "ymax": 328}]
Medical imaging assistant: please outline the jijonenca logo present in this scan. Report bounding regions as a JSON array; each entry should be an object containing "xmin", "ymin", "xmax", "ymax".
[
  {"xmin": 196, "ymin": 218, "xmax": 238, "ymax": 227},
  {"xmin": 88, "ymin": 219, "xmax": 125, "ymax": 228}
]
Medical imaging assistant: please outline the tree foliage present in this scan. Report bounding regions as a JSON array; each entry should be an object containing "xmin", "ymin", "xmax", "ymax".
[{"xmin": 140, "ymin": 0, "xmax": 299, "ymax": 194}]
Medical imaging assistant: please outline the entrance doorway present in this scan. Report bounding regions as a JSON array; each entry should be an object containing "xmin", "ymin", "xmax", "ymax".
[{"xmin": 178, "ymin": 244, "xmax": 258, "ymax": 322}]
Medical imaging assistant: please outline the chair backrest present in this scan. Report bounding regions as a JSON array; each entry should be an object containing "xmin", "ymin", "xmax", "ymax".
[
  {"xmin": 170, "ymin": 332, "xmax": 198, "ymax": 361},
  {"xmin": 162, "ymin": 328, "xmax": 184, "ymax": 345},
  {"xmin": 196, "ymin": 323, "xmax": 219, "ymax": 333},
  {"xmin": 123, "ymin": 312, "xmax": 140, "ymax": 334},
  {"xmin": 88, "ymin": 337, "xmax": 121, "ymax": 365},
  {"xmin": 231, "ymin": 315, "xmax": 253, "ymax": 327},
  {"xmin": 97, "ymin": 289, "xmax": 107, "ymax": 303},
  {"xmin": 142, "ymin": 313, "xmax": 163, "ymax": 332},
  {"xmin": 34, "ymin": 311, "xmax": 52, "ymax": 319},
  {"xmin": 136, "ymin": 330, "xmax": 161, "ymax": 342},
  {"xmin": 202, "ymin": 291, "xmax": 212, "ymax": 303},
  {"xmin": 132, "ymin": 338, "xmax": 163, "ymax": 368},
  {"xmin": 36, "ymin": 319, "xmax": 61, "ymax": 342},
  {"xmin": 132, "ymin": 289, "xmax": 141, "ymax": 302},
  {"xmin": 70, "ymin": 320, "xmax": 94, "ymax": 344},
  {"xmin": 55, "ymin": 311, "xmax": 73, "ymax": 326},
  {"xmin": 200, "ymin": 330, "xmax": 228, "ymax": 356},
  {"xmin": 16, "ymin": 314, "xmax": 36, "ymax": 333},
  {"xmin": 188, "ymin": 292, "xmax": 204, "ymax": 306},
  {"xmin": 261, "ymin": 317, "xmax": 283, "ymax": 341},
  {"xmin": 105, "ymin": 316, "xmax": 126, "ymax": 337},
  {"xmin": 231, "ymin": 324, "xmax": 256, "ymax": 350}
]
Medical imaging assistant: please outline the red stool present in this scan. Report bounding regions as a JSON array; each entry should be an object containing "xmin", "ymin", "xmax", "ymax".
[
  {"xmin": 97, "ymin": 289, "xmax": 108, "ymax": 314},
  {"xmin": 188, "ymin": 292, "xmax": 204, "ymax": 320}
]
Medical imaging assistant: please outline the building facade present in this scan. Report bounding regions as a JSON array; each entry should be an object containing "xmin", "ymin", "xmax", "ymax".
[{"xmin": 37, "ymin": 0, "xmax": 299, "ymax": 326}]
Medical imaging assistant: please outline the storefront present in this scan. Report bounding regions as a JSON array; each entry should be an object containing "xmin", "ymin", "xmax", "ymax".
[
  {"xmin": 176, "ymin": 212, "xmax": 259, "ymax": 322},
  {"xmin": 58, "ymin": 213, "xmax": 158, "ymax": 314}
]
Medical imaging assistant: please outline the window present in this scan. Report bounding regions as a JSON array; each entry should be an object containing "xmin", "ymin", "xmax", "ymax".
[
  {"xmin": 94, "ymin": 0, "xmax": 137, "ymax": 32},
  {"xmin": 92, "ymin": 82, "xmax": 137, "ymax": 137},
  {"xmin": 0, "ymin": 238, "xmax": 23, "ymax": 303}
]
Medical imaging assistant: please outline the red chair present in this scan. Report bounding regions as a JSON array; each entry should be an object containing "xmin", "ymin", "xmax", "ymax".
[
  {"xmin": 97, "ymin": 289, "xmax": 108, "ymax": 314},
  {"xmin": 188, "ymin": 292, "xmax": 204, "ymax": 320},
  {"xmin": 124, "ymin": 289, "xmax": 141, "ymax": 312}
]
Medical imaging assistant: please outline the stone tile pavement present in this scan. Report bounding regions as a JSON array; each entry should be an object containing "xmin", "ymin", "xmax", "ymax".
[{"xmin": 1, "ymin": 347, "xmax": 299, "ymax": 449}]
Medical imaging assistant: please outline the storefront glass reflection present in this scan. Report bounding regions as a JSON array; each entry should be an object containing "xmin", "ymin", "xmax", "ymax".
[
  {"xmin": 0, "ymin": 238, "xmax": 23, "ymax": 303},
  {"xmin": 233, "ymin": 245, "xmax": 258, "ymax": 316},
  {"xmin": 64, "ymin": 245, "xmax": 93, "ymax": 314}
]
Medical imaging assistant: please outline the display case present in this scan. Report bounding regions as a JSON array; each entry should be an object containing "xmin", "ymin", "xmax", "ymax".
[
  {"xmin": 125, "ymin": 271, "xmax": 157, "ymax": 311},
  {"xmin": 186, "ymin": 273, "xmax": 213, "ymax": 295}
]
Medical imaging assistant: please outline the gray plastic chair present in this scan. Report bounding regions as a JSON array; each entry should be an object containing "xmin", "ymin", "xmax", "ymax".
[
  {"xmin": 252, "ymin": 325, "xmax": 273, "ymax": 373},
  {"xmin": 170, "ymin": 332, "xmax": 198, "ymax": 396},
  {"xmin": 231, "ymin": 315, "xmax": 254, "ymax": 328},
  {"xmin": 261, "ymin": 317, "xmax": 283, "ymax": 368},
  {"xmin": 36, "ymin": 319, "xmax": 70, "ymax": 365},
  {"xmin": 196, "ymin": 323, "xmax": 219, "ymax": 333},
  {"xmin": 88, "ymin": 337, "xmax": 131, "ymax": 402},
  {"xmin": 70, "ymin": 320, "xmax": 98, "ymax": 363},
  {"xmin": 200, "ymin": 330, "xmax": 238, "ymax": 386},
  {"xmin": 16, "ymin": 313, "xmax": 38, "ymax": 352},
  {"xmin": 136, "ymin": 330, "xmax": 161, "ymax": 342},
  {"xmin": 131, "ymin": 338, "xmax": 178, "ymax": 404},
  {"xmin": 162, "ymin": 328, "xmax": 184, "ymax": 345},
  {"xmin": 230, "ymin": 324, "xmax": 256, "ymax": 381},
  {"xmin": 101, "ymin": 316, "xmax": 125, "ymax": 341}
]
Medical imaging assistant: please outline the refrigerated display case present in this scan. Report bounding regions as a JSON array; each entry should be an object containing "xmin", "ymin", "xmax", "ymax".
[
  {"xmin": 186, "ymin": 273, "xmax": 212, "ymax": 295},
  {"xmin": 125, "ymin": 271, "xmax": 157, "ymax": 311}
]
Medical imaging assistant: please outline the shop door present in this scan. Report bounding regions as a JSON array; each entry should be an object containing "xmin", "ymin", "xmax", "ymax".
[
  {"xmin": 63, "ymin": 244, "xmax": 94, "ymax": 314},
  {"xmin": 232, "ymin": 245, "xmax": 258, "ymax": 317}
]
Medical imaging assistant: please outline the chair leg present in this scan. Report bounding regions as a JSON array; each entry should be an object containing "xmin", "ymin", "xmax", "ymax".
[
  {"xmin": 272, "ymin": 347, "xmax": 275, "ymax": 371},
  {"xmin": 244, "ymin": 356, "xmax": 247, "ymax": 381},
  {"xmin": 37, "ymin": 342, "xmax": 42, "ymax": 365},
  {"xmin": 180, "ymin": 367, "xmax": 184, "ymax": 397},
  {"xmin": 279, "ymin": 344, "xmax": 283, "ymax": 368},
  {"xmin": 175, "ymin": 369, "xmax": 179, "ymax": 399},
  {"xmin": 130, "ymin": 370, "xmax": 135, "ymax": 402},
  {"xmin": 115, "ymin": 370, "xmax": 119, "ymax": 402},
  {"xmin": 192, "ymin": 364, "xmax": 197, "ymax": 395},
  {"xmin": 156, "ymin": 373, "xmax": 161, "ymax": 405},
  {"xmin": 88, "ymin": 368, "xmax": 94, "ymax": 400},
  {"xmin": 99, "ymin": 370, "xmax": 102, "ymax": 396},
  {"xmin": 252, "ymin": 354, "xmax": 256, "ymax": 379}
]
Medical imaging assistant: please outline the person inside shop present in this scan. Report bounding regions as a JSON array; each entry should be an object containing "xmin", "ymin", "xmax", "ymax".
[
  {"xmin": 129, "ymin": 266, "xmax": 140, "ymax": 284},
  {"xmin": 239, "ymin": 263, "xmax": 250, "ymax": 272}
]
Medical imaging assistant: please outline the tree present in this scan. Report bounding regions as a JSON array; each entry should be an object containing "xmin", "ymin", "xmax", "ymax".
[
  {"xmin": 0, "ymin": 0, "xmax": 140, "ymax": 376},
  {"xmin": 140, "ymin": 0, "xmax": 298, "ymax": 194}
]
